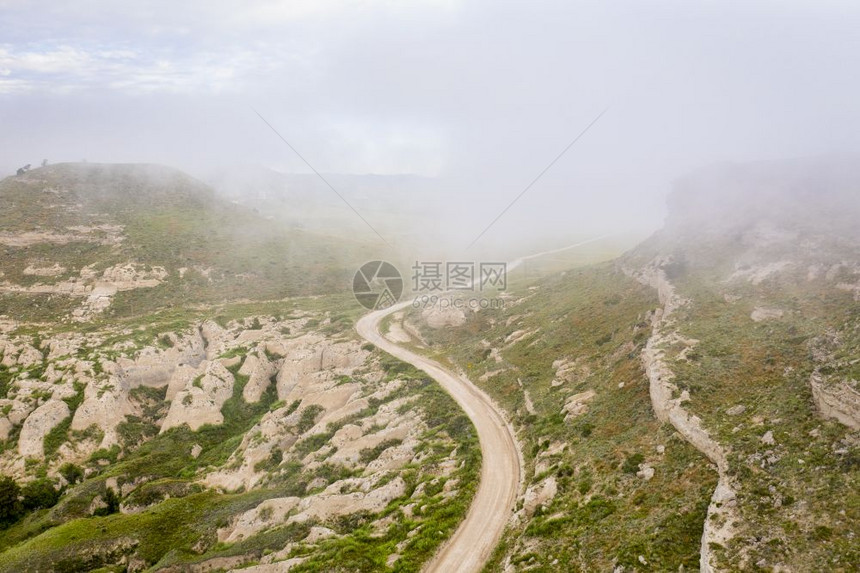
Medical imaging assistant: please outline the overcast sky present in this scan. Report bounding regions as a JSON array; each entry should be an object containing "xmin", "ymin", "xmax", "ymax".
[{"xmin": 2, "ymin": 0, "xmax": 859, "ymax": 248}]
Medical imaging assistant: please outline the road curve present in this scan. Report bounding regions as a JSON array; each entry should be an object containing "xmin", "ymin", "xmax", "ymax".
[{"xmin": 356, "ymin": 300, "xmax": 522, "ymax": 573}]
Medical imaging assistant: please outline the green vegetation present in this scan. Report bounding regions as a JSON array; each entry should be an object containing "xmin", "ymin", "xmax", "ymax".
[
  {"xmin": 296, "ymin": 404, "xmax": 324, "ymax": 434},
  {"xmin": 42, "ymin": 417, "xmax": 72, "ymax": 457},
  {"xmin": 0, "ymin": 477, "xmax": 22, "ymax": 527},
  {"xmin": 658, "ymin": 267, "xmax": 860, "ymax": 570},
  {"xmin": 58, "ymin": 463, "xmax": 84, "ymax": 486}
]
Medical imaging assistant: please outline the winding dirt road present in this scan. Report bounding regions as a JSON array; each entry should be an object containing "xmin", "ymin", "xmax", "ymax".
[
  {"xmin": 356, "ymin": 300, "xmax": 522, "ymax": 573},
  {"xmin": 354, "ymin": 237, "xmax": 617, "ymax": 571}
]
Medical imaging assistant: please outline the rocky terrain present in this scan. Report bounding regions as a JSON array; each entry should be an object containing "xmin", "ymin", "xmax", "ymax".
[
  {"xmin": 0, "ymin": 302, "xmax": 480, "ymax": 571},
  {"xmin": 399, "ymin": 268, "xmax": 717, "ymax": 571},
  {"xmin": 620, "ymin": 158, "xmax": 860, "ymax": 570}
]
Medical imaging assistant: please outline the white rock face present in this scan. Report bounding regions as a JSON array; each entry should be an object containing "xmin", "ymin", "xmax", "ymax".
[
  {"xmin": 160, "ymin": 360, "xmax": 235, "ymax": 432},
  {"xmin": 421, "ymin": 306, "xmax": 466, "ymax": 328},
  {"xmin": 750, "ymin": 307, "xmax": 784, "ymax": 322},
  {"xmin": 16, "ymin": 344, "xmax": 43, "ymax": 367},
  {"xmin": 810, "ymin": 372, "xmax": 860, "ymax": 430},
  {"xmin": 637, "ymin": 464, "xmax": 655, "ymax": 481},
  {"xmin": 115, "ymin": 331, "xmax": 206, "ymax": 388},
  {"xmin": 204, "ymin": 377, "xmax": 412, "ymax": 493},
  {"xmin": 218, "ymin": 497, "xmax": 302, "ymax": 542},
  {"xmin": 327, "ymin": 423, "xmax": 412, "ymax": 468},
  {"xmin": 275, "ymin": 336, "xmax": 366, "ymax": 401},
  {"xmin": 19, "ymin": 400, "xmax": 70, "ymax": 458},
  {"xmin": 626, "ymin": 258, "xmax": 737, "ymax": 573},
  {"xmin": 71, "ymin": 376, "xmax": 136, "ymax": 448},
  {"xmin": 53, "ymin": 263, "xmax": 170, "ymax": 321},
  {"xmin": 23, "ymin": 263, "xmax": 66, "ymax": 277},
  {"xmin": 289, "ymin": 476, "xmax": 407, "ymax": 524},
  {"xmin": 201, "ymin": 320, "xmax": 231, "ymax": 360},
  {"xmin": 562, "ymin": 390, "xmax": 595, "ymax": 422},
  {"xmin": 240, "ymin": 352, "xmax": 277, "ymax": 403},
  {"xmin": 521, "ymin": 476, "xmax": 558, "ymax": 517},
  {"xmin": 0, "ymin": 417, "xmax": 12, "ymax": 441},
  {"xmin": 726, "ymin": 404, "xmax": 746, "ymax": 416}
]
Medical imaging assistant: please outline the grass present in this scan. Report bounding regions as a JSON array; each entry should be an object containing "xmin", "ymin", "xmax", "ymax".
[
  {"xmin": 42, "ymin": 417, "xmax": 72, "ymax": 458},
  {"xmin": 656, "ymin": 264, "xmax": 860, "ymax": 570}
]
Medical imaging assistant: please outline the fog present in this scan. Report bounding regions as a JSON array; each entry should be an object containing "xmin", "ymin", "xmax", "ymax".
[{"xmin": 3, "ymin": 0, "xmax": 860, "ymax": 259}]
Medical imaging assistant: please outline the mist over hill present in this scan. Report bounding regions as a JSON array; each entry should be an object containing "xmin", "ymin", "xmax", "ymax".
[{"xmin": 0, "ymin": 163, "xmax": 375, "ymax": 323}]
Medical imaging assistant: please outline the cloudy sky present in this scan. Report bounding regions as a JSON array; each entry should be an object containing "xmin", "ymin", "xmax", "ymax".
[{"xmin": 2, "ymin": 0, "xmax": 859, "ymax": 247}]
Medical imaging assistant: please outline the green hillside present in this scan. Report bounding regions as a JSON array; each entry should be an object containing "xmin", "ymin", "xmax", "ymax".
[{"xmin": 0, "ymin": 163, "xmax": 374, "ymax": 323}]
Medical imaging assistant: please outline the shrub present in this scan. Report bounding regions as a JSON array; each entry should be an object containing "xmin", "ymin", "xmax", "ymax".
[
  {"xmin": 0, "ymin": 476, "xmax": 23, "ymax": 526},
  {"xmin": 21, "ymin": 478, "xmax": 60, "ymax": 510},
  {"xmin": 296, "ymin": 405, "xmax": 324, "ymax": 434},
  {"xmin": 43, "ymin": 417, "xmax": 72, "ymax": 457},
  {"xmin": 58, "ymin": 462, "xmax": 84, "ymax": 485},
  {"xmin": 93, "ymin": 487, "xmax": 120, "ymax": 516},
  {"xmin": 622, "ymin": 452, "xmax": 645, "ymax": 474},
  {"xmin": 358, "ymin": 439, "xmax": 402, "ymax": 465}
]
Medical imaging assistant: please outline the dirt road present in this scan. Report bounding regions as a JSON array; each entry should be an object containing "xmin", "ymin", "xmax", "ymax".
[
  {"xmin": 353, "ymin": 237, "xmax": 618, "ymax": 570},
  {"xmin": 356, "ymin": 300, "xmax": 522, "ymax": 573}
]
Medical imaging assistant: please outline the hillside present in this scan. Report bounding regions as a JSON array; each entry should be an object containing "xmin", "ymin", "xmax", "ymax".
[
  {"xmin": 0, "ymin": 299, "xmax": 480, "ymax": 571},
  {"xmin": 0, "ymin": 163, "xmax": 373, "ymax": 323},
  {"xmin": 205, "ymin": 166, "xmax": 449, "ymax": 250},
  {"xmin": 1, "ymin": 157, "xmax": 858, "ymax": 571},
  {"xmin": 389, "ymin": 157, "xmax": 860, "ymax": 571},
  {"xmin": 623, "ymin": 157, "xmax": 860, "ymax": 570}
]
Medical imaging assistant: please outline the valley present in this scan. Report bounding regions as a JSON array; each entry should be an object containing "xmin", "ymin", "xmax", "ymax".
[{"xmin": 0, "ymin": 159, "xmax": 859, "ymax": 572}]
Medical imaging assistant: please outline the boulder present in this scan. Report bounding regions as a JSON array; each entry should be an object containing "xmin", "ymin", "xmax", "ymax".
[{"xmin": 19, "ymin": 400, "xmax": 70, "ymax": 458}]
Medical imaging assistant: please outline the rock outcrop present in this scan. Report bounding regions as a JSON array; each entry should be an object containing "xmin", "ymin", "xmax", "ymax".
[
  {"xmin": 240, "ymin": 351, "xmax": 277, "ymax": 403},
  {"xmin": 71, "ymin": 375, "xmax": 136, "ymax": 448},
  {"xmin": 810, "ymin": 372, "xmax": 860, "ymax": 430},
  {"xmin": 19, "ymin": 400, "xmax": 71, "ymax": 458},
  {"xmin": 160, "ymin": 360, "xmax": 235, "ymax": 432},
  {"xmin": 628, "ymin": 258, "xmax": 737, "ymax": 573}
]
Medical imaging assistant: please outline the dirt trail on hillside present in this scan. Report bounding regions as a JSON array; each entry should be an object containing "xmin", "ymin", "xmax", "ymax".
[{"xmin": 357, "ymin": 301, "xmax": 522, "ymax": 573}]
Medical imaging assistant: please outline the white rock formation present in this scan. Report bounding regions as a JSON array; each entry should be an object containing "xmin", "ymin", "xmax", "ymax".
[
  {"xmin": 71, "ymin": 376, "xmax": 136, "ymax": 448},
  {"xmin": 561, "ymin": 389, "xmax": 596, "ymax": 423},
  {"xmin": 240, "ymin": 351, "xmax": 277, "ymax": 403},
  {"xmin": 160, "ymin": 360, "xmax": 235, "ymax": 432},
  {"xmin": 19, "ymin": 400, "xmax": 70, "ymax": 458},
  {"xmin": 750, "ymin": 307, "xmax": 784, "ymax": 322},
  {"xmin": 810, "ymin": 372, "xmax": 860, "ymax": 430}
]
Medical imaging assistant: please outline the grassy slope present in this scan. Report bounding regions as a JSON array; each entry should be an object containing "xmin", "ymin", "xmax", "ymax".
[
  {"xmin": 0, "ymin": 163, "xmax": 374, "ymax": 321},
  {"xmin": 655, "ymin": 259, "xmax": 860, "ymax": 570},
  {"xmin": 407, "ymin": 262, "xmax": 717, "ymax": 571}
]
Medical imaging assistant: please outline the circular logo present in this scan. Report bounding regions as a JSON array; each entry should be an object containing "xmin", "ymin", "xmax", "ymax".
[{"xmin": 352, "ymin": 261, "xmax": 403, "ymax": 310}]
